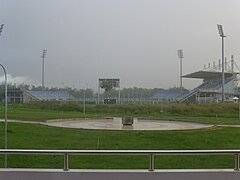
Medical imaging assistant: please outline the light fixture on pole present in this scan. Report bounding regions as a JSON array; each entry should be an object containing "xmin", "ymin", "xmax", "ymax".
[
  {"xmin": 217, "ymin": 24, "xmax": 226, "ymax": 103},
  {"xmin": 41, "ymin": 49, "xmax": 47, "ymax": 90},
  {"xmin": 177, "ymin": 49, "xmax": 184, "ymax": 93}
]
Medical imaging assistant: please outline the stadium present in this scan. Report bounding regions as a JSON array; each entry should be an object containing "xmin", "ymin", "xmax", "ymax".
[
  {"xmin": 7, "ymin": 58, "xmax": 240, "ymax": 105},
  {"xmin": 178, "ymin": 57, "xmax": 239, "ymax": 103}
]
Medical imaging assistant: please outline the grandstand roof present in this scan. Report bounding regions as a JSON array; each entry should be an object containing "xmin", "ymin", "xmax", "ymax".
[
  {"xmin": 25, "ymin": 91, "xmax": 74, "ymax": 101},
  {"xmin": 182, "ymin": 70, "xmax": 236, "ymax": 79}
]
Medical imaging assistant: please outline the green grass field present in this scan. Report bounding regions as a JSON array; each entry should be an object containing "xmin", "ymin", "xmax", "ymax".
[
  {"xmin": 1, "ymin": 103, "xmax": 240, "ymax": 124},
  {"xmin": 0, "ymin": 103, "xmax": 239, "ymax": 169},
  {"xmin": 0, "ymin": 122, "xmax": 239, "ymax": 169}
]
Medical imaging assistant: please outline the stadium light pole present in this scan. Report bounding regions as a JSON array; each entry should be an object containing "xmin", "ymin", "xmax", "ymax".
[
  {"xmin": 160, "ymin": 91, "xmax": 163, "ymax": 113},
  {"xmin": 83, "ymin": 88, "xmax": 86, "ymax": 116},
  {"xmin": 0, "ymin": 24, "xmax": 8, "ymax": 168},
  {"xmin": 41, "ymin": 49, "xmax": 47, "ymax": 91},
  {"xmin": 83, "ymin": 83, "xmax": 87, "ymax": 116},
  {"xmin": 177, "ymin": 49, "xmax": 184, "ymax": 93},
  {"xmin": 217, "ymin": 24, "xmax": 226, "ymax": 103}
]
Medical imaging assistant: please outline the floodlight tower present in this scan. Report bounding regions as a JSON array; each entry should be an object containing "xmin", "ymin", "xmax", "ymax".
[
  {"xmin": 177, "ymin": 49, "xmax": 184, "ymax": 93},
  {"xmin": 41, "ymin": 49, "xmax": 47, "ymax": 90},
  {"xmin": 217, "ymin": 24, "xmax": 226, "ymax": 103}
]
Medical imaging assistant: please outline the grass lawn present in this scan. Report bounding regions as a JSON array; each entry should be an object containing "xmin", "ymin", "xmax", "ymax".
[
  {"xmin": 0, "ymin": 105, "xmax": 239, "ymax": 125},
  {"xmin": 0, "ymin": 122, "xmax": 239, "ymax": 169},
  {"xmin": 0, "ymin": 103, "xmax": 239, "ymax": 169},
  {"xmin": 0, "ymin": 106, "xmax": 102, "ymax": 121}
]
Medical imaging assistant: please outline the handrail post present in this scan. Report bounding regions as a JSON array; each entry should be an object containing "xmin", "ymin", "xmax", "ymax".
[
  {"xmin": 149, "ymin": 154, "xmax": 155, "ymax": 171},
  {"xmin": 64, "ymin": 153, "xmax": 69, "ymax": 171},
  {"xmin": 235, "ymin": 153, "xmax": 239, "ymax": 171}
]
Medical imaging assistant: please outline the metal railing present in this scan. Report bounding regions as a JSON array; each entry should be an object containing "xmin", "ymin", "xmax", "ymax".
[{"xmin": 0, "ymin": 149, "xmax": 239, "ymax": 171}]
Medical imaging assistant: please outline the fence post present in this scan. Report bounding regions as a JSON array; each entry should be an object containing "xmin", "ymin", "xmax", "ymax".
[
  {"xmin": 235, "ymin": 153, "xmax": 239, "ymax": 171},
  {"xmin": 64, "ymin": 153, "xmax": 69, "ymax": 171},
  {"xmin": 149, "ymin": 154, "xmax": 155, "ymax": 171}
]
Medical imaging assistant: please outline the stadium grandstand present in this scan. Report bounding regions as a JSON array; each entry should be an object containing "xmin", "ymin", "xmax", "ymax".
[
  {"xmin": 23, "ymin": 91, "xmax": 75, "ymax": 103},
  {"xmin": 151, "ymin": 91, "xmax": 183, "ymax": 103},
  {"xmin": 178, "ymin": 57, "xmax": 240, "ymax": 103}
]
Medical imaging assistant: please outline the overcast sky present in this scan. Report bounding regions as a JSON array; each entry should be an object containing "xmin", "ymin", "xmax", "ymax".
[{"xmin": 0, "ymin": 0, "xmax": 240, "ymax": 90}]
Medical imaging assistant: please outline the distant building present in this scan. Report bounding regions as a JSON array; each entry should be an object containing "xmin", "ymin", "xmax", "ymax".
[{"xmin": 23, "ymin": 91, "xmax": 75, "ymax": 103}]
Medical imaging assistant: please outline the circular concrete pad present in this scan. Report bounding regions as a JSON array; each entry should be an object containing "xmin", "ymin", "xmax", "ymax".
[{"xmin": 46, "ymin": 117, "xmax": 213, "ymax": 131}]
